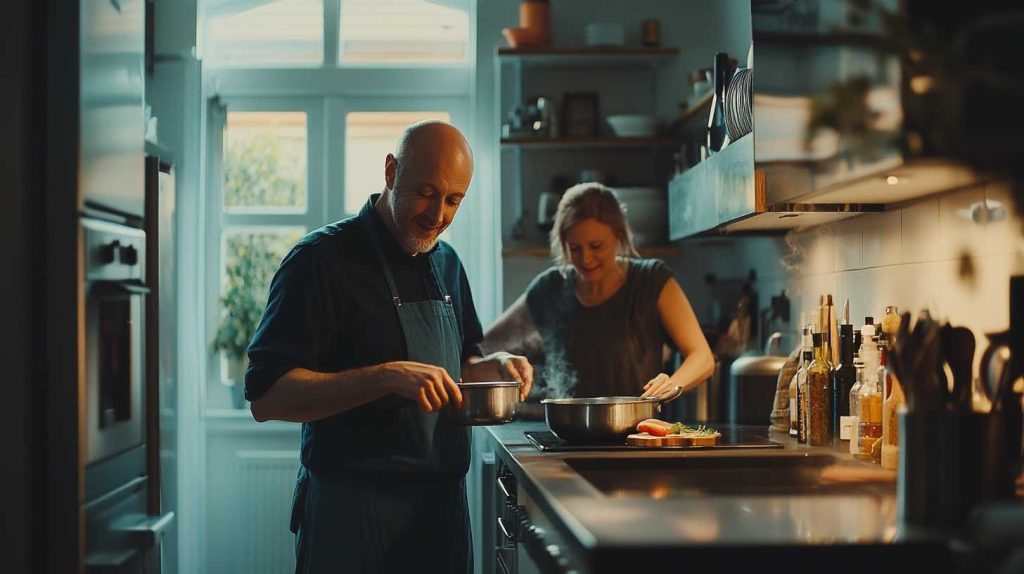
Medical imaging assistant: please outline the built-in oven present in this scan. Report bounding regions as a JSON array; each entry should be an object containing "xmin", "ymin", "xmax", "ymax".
[
  {"xmin": 493, "ymin": 459, "xmax": 578, "ymax": 574},
  {"xmin": 83, "ymin": 217, "xmax": 148, "ymax": 467},
  {"xmin": 82, "ymin": 216, "xmax": 173, "ymax": 573}
]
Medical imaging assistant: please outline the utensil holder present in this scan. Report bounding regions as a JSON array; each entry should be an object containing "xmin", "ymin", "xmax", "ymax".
[{"xmin": 898, "ymin": 410, "xmax": 1022, "ymax": 528}]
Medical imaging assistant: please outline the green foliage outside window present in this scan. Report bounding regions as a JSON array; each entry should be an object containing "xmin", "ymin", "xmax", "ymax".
[
  {"xmin": 213, "ymin": 231, "xmax": 302, "ymax": 365},
  {"xmin": 224, "ymin": 129, "xmax": 306, "ymax": 209}
]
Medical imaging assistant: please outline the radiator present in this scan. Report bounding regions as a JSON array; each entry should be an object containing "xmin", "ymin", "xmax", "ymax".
[{"xmin": 235, "ymin": 450, "xmax": 299, "ymax": 573}]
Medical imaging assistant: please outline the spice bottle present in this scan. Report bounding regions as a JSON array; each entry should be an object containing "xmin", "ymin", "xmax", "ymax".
[
  {"xmin": 880, "ymin": 346, "xmax": 904, "ymax": 470},
  {"xmin": 856, "ymin": 349, "xmax": 883, "ymax": 460},
  {"xmin": 807, "ymin": 333, "xmax": 833, "ymax": 446},
  {"xmin": 881, "ymin": 305, "xmax": 900, "ymax": 339},
  {"xmin": 832, "ymin": 324, "xmax": 857, "ymax": 445},
  {"xmin": 795, "ymin": 347, "xmax": 812, "ymax": 442},
  {"xmin": 789, "ymin": 361, "xmax": 800, "ymax": 437},
  {"xmin": 848, "ymin": 355, "xmax": 865, "ymax": 456}
]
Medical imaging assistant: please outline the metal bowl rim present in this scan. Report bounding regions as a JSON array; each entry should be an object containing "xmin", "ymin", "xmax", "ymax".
[
  {"xmin": 457, "ymin": 381, "xmax": 520, "ymax": 388},
  {"xmin": 540, "ymin": 396, "xmax": 653, "ymax": 405}
]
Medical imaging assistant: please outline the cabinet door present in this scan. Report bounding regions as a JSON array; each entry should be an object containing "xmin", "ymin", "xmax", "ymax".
[{"xmin": 82, "ymin": 0, "xmax": 146, "ymax": 217}]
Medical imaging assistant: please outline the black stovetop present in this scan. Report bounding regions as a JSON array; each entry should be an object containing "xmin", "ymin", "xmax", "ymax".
[{"xmin": 524, "ymin": 427, "xmax": 782, "ymax": 452}]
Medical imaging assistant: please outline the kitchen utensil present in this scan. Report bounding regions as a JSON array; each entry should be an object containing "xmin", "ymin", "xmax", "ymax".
[
  {"xmin": 941, "ymin": 324, "xmax": 976, "ymax": 411},
  {"xmin": 449, "ymin": 382, "xmax": 520, "ymax": 425},
  {"xmin": 890, "ymin": 311, "xmax": 944, "ymax": 412},
  {"xmin": 981, "ymin": 331, "xmax": 1012, "ymax": 407},
  {"xmin": 541, "ymin": 386, "xmax": 684, "ymax": 442}
]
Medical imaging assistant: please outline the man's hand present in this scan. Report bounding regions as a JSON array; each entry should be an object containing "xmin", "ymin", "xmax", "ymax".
[
  {"xmin": 464, "ymin": 352, "xmax": 533, "ymax": 400},
  {"xmin": 382, "ymin": 361, "xmax": 463, "ymax": 413}
]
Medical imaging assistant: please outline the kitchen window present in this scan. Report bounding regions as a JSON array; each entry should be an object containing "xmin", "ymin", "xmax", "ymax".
[
  {"xmin": 204, "ymin": 0, "xmax": 325, "ymax": 68},
  {"xmin": 344, "ymin": 110, "xmax": 451, "ymax": 214},
  {"xmin": 202, "ymin": 0, "xmax": 471, "ymax": 70},
  {"xmin": 223, "ymin": 111, "xmax": 308, "ymax": 213},
  {"xmin": 205, "ymin": 99, "xmax": 465, "ymax": 410},
  {"xmin": 338, "ymin": 0, "xmax": 471, "ymax": 66},
  {"xmin": 204, "ymin": 98, "xmax": 325, "ymax": 411},
  {"xmin": 201, "ymin": 0, "xmax": 474, "ymax": 412}
]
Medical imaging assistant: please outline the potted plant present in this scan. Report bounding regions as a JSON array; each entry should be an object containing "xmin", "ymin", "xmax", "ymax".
[{"xmin": 213, "ymin": 234, "xmax": 284, "ymax": 408}]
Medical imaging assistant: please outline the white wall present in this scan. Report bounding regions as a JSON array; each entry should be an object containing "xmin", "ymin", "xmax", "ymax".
[{"xmin": 673, "ymin": 181, "xmax": 1024, "ymax": 364}]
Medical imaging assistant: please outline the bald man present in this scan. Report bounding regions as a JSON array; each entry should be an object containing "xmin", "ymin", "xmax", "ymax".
[{"xmin": 245, "ymin": 121, "xmax": 532, "ymax": 573}]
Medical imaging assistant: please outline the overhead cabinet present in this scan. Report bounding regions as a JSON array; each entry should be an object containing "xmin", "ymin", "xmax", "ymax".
[{"xmin": 668, "ymin": 0, "xmax": 983, "ymax": 239}]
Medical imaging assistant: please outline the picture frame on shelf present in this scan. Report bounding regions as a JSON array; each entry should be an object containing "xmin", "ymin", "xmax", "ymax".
[{"xmin": 562, "ymin": 93, "xmax": 599, "ymax": 138}]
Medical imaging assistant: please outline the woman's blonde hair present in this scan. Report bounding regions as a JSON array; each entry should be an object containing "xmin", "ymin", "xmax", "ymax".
[{"xmin": 549, "ymin": 182, "xmax": 640, "ymax": 268}]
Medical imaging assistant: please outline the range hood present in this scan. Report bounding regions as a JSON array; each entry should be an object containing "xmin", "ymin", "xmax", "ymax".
[{"xmin": 669, "ymin": 0, "xmax": 982, "ymax": 239}]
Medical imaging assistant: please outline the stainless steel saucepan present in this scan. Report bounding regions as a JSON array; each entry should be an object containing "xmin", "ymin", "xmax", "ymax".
[
  {"xmin": 541, "ymin": 386, "xmax": 685, "ymax": 442},
  {"xmin": 449, "ymin": 382, "xmax": 520, "ymax": 425}
]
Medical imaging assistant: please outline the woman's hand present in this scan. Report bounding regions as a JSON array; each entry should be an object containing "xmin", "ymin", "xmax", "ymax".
[
  {"xmin": 463, "ymin": 352, "xmax": 534, "ymax": 400},
  {"xmin": 641, "ymin": 373, "xmax": 674, "ymax": 398}
]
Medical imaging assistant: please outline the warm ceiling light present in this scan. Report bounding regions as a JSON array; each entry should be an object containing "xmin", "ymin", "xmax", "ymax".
[
  {"xmin": 886, "ymin": 176, "xmax": 900, "ymax": 185},
  {"xmin": 910, "ymin": 75, "xmax": 934, "ymax": 94}
]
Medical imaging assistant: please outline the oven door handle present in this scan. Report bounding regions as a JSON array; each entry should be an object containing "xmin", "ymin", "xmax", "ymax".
[
  {"xmin": 94, "ymin": 279, "xmax": 150, "ymax": 296},
  {"xmin": 118, "ymin": 511, "xmax": 175, "ymax": 549}
]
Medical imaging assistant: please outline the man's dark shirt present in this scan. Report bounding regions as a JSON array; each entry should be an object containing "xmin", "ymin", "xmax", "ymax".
[{"xmin": 245, "ymin": 194, "xmax": 484, "ymax": 477}]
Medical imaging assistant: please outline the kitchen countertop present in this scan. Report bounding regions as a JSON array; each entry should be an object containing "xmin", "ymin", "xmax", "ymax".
[{"xmin": 484, "ymin": 421, "xmax": 957, "ymax": 573}]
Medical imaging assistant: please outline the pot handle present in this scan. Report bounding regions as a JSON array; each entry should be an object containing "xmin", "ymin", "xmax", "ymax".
[{"xmin": 644, "ymin": 386, "xmax": 684, "ymax": 403}]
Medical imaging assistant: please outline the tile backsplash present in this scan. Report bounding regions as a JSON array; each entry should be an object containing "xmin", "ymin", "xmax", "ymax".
[{"xmin": 671, "ymin": 181, "xmax": 1024, "ymax": 359}]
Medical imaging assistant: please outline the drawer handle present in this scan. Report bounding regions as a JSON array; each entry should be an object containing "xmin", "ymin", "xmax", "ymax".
[
  {"xmin": 497, "ymin": 516, "xmax": 516, "ymax": 543},
  {"xmin": 497, "ymin": 475, "xmax": 516, "ymax": 502}
]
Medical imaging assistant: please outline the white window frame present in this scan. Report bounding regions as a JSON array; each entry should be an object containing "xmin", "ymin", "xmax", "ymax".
[
  {"xmin": 204, "ymin": 97, "xmax": 325, "ymax": 411},
  {"xmin": 328, "ymin": 96, "xmax": 469, "ymax": 219}
]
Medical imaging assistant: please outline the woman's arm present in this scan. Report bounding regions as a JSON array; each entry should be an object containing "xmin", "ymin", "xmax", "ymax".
[
  {"xmin": 641, "ymin": 277, "xmax": 716, "ymax": 397},
  {"xmin": 480, "ymin": 293, "xmax": 544, "ymax": 359}
]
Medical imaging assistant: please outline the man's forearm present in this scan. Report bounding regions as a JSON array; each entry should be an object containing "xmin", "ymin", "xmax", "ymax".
[{"xmin": 250, "ymin": 365, "xmax": 395, "ymax": 423}]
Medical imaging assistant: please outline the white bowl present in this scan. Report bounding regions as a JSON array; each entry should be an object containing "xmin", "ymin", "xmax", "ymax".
[{"xmin": 606, "ymin": 114, "xmax": 659, "ymax": 138}]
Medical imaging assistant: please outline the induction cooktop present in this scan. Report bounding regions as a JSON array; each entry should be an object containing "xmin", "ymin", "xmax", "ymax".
[{"xmin": 524, "ymin": 428, "xmax": 783, "ymax": 452}]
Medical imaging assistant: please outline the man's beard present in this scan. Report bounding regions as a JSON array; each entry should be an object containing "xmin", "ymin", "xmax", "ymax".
[{"xmin": 390, "ymin": 194, "xmax": 442, "ymax": 254}]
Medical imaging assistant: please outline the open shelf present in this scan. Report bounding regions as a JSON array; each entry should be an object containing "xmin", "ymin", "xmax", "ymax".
[
  {"xmin": 501, "ymin": 137, "xmax": 674, "ymax": 150},
  {"xmin": 503, "ymin": 245, "xmax": 681, "ymax": 258},
  {"xmin": 497, "ymin": 46, "xmax": 678, "ymax": 67}
]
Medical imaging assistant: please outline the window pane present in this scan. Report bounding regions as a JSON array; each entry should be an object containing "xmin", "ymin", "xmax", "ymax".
[
  {"xmin": 339, "ymin": 0, "xmax": 470, "ymax": 65},
  {"xmin": 224, "ymin": 111, "xmax": 308, "ymax": 212},
  {"xmin": 344, "ymin": 111, "xmax": 450, "ymax": 214},
  {"xmin": 206, "ymin": 0, "xmax": 324, "ymax": 68},
  {"xmin": 213, "ymin": 228, "xmax": 304, "ymax": 390}
]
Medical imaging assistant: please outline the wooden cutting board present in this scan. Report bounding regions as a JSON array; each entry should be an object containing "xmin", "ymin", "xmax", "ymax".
[{"xmin": 626, "ymin": 432, "xmax": 720, "ymax": 447}]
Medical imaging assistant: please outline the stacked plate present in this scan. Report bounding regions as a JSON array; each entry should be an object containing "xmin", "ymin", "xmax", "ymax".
[{"xmin": 725, "ymin": 67, "xmax": 753, "ymax": 142}]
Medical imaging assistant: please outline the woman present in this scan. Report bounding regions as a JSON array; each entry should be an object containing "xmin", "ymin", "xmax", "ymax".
[{"xmin": 483, "ymin": 182, "xmax": 714, "ymax": 400}]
